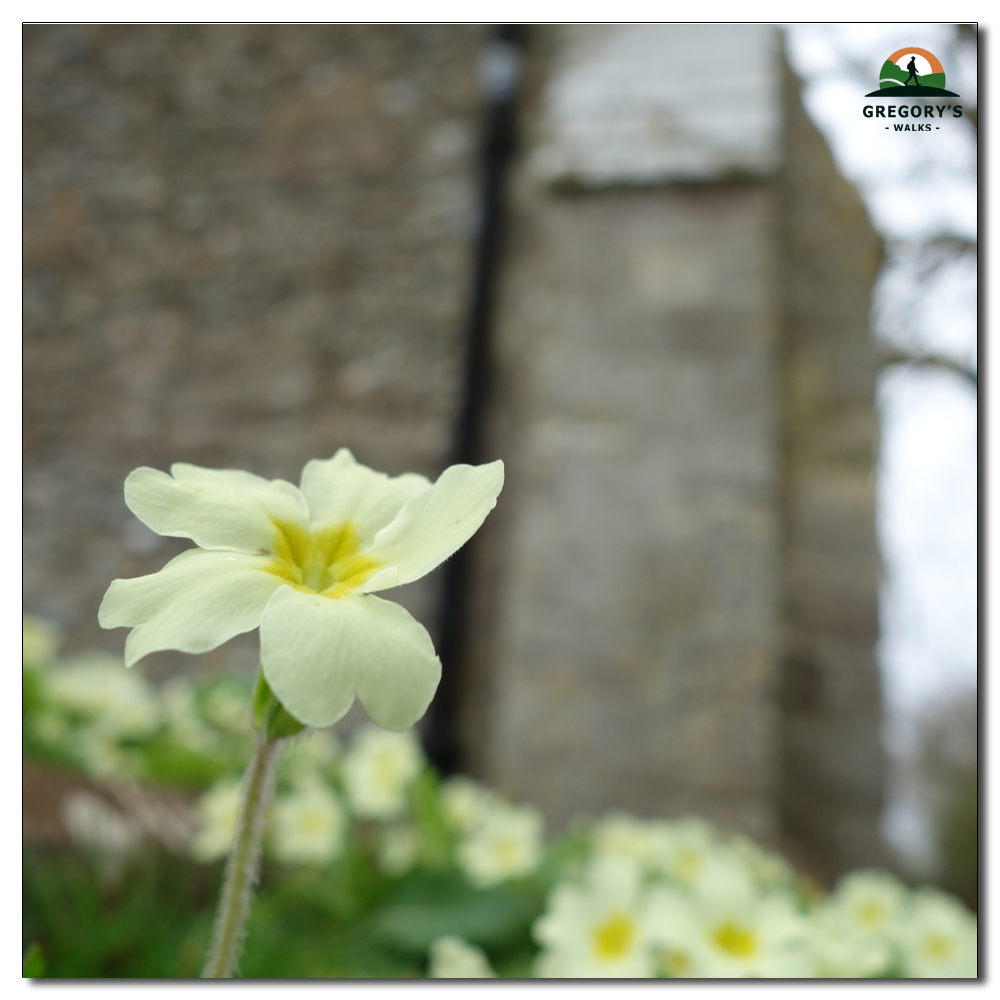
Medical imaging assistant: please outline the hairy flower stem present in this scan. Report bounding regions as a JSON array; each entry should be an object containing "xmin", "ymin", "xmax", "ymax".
[{"xmin": 201, "ymin": 718, "xmax": 282, "ymax": 978}]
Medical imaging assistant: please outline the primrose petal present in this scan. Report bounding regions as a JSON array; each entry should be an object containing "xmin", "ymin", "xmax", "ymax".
[
  {"xmin": 100, "ymin": 549, "xmax": 282, "ymax": 666},
  {"xmin": 260, "ymin": 588, "xmax": 441, "ymax": 730},
  {"xmin": 362, "ymin": 459, "xmax": 505, "ymax": 591},
  {"xmin": 101, "ymin": 453, "xmax": 502, "ymax": 731},
  {"xmin": 125, "ymin": 464, "xmax": 309, "ymax": 553},
  {"xmin": 300, "ymin": 448, "xmax": 432, "ymax": 539}
]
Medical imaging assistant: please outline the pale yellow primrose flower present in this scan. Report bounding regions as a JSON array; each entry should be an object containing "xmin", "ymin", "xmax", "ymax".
[
  {"xmin": 161, "ymin": 677, "xmax": 222, "ymax": 754},
  {"xmin": 23, "ymin": 615, "xmax": 60, "ymax": 668},
  {"xmin": 828, "ymin": 870, "xmax": 907, "ymax": 938},
  {"xmin": 281, "ymin": 729, "xmax": 340, "ymax": 785},
  {"xmin": 726, "ymin": 833, "xmax": 797, "ymax": 892},
  {"xmin": 645, "ymin": 853, "xmax": 812, "ymax": 978},
  {"xmin": 650, "ymin": 816, "xmax": 720, "ymax": 884},
  {"xmin": 63, "ymin": 790, "xmax": 143, "ymax": 859},
  {"xmin": 270, "ymin": 779, "xmax": 346, "ymax": 866},
  {"xmin": 440, "ymin": 775, "xmax": 497, "ymax": 832},
  {"xmin": 808, "ymin": 900, "xmax": 894, "ymax": 978},
  {"xmin": 341, "ymin": 725, "xmax": 424, "ymax": 819},
  {"xmin": 593, "ymin": 813, "xmax": 721, "ymax": 882},
  {"xmin": 191, "ymin": 778, "xmax": 243, "ymax": 862},
  {"xmin": 202, "ymin": 682, "xmax": 255, "ymax": 737},
  {"xmin": 46, "ymin": 655, "xmax": 160, "ymax": 739},
  {"xmin": 892, "ymin": 887, "xmax": 977, "ymax": 978},
  {"xmin": 378, "ymin": 823, "xmax": 421, "ymax": 876},
  {"xmin": 428, "ymin": 936, "xmax": 497, "ymax": 978},
  {"xmin": 806, "ymin": 870, "xmax": 908, "ymax": 978},
  {"xmin": 99, "ymin": 450, "xmax": 503, "ymax": 731},
  {"xmin": 533, "ymin": 854, "xmax": 659, "ymax": 978},
  {"xmin": 457, "ymin": 801, "xmax": 544, "ymax": 888},
  {"xmin": 75, "ymin": 727, "xmax": 144, "ymax": 779},
  {"xmin": 591, "ymin": 811, "xmax": 673, "ymax": 871},
  {"xmin": 32, "ymin": 709, "xmax": 68, "ymax": 746}
]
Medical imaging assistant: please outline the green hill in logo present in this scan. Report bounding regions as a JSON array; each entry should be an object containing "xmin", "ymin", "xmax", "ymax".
[{"xmin": 866, "ymin": 59, "xmax": 958, "ymax": 97}]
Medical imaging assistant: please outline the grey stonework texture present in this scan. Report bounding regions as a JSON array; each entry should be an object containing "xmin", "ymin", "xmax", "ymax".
[
  {"xmin": 24, "ymin": 25, "xmax": 487, "ymax": 695},
  {"xmin": 462, "ymin": 28, "xmax": 886, "ymax": 880},
  {"xmin": 776, "ymin": 63, "xmax": 889, "ymax": 879},
  {"xmin": 464, "ymin": 187, "xmax": 784, "ymax": 842}
]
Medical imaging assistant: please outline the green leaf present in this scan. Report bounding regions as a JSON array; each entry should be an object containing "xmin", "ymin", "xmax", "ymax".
[
  {"xmin": 22, "ymin": 942, "xmax": 46, "ymax": 978},
  {"xmin": 22, "ymin": 666, "xmax": 46, "ymax": 716},
  {"xmin": 408, "ymin": 769, "xmax": 452, "ymax": 869},
  {"xmin": 140, "ymin": 735, "xmax": 234, "ymax": 789},
  {"xmin": 366, "ymin": 869, "xmax": 534, "ymax": 955}
]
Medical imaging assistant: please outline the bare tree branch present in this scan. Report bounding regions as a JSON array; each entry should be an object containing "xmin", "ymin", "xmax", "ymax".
[{"xmin": 880, "ymin": 349, "xmax": 978, "ymax": 389}]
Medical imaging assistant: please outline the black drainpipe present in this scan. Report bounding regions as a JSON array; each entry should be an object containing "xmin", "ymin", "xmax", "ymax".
[{"xmin": 422, "ymin": 25, "xmax": 525, "ymax": 775}]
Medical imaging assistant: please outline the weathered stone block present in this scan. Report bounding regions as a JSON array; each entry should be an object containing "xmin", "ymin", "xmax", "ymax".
[{"xmin": 23, "ymin": 26, "xmax": 486, "ymax": 696}]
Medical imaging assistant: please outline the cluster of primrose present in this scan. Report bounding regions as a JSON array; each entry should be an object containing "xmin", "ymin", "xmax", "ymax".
[
  {"xmin": 23, "ymin": 615, "xmax": 976, "ymax": 979},
  {"xmin": 24, "ymin": 616, "xmax": 253, "ymax": 790},
  {"xmin": 524, "ymin": 820, "xmax": 976, "ymax": 979},
  {"xmin": 191, "ymin": 728, "xmax": 544, "ymax": 887}
]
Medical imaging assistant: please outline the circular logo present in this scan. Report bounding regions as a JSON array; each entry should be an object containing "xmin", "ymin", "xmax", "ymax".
[{"xmin": 873, "ymin": 47, "xmax": 959, "ymax": 96}]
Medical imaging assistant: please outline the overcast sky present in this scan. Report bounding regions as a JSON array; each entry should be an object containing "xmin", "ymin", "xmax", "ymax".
[{"xmin": 785, "ymin": 23, "xmax": 978, "ymax": 867}]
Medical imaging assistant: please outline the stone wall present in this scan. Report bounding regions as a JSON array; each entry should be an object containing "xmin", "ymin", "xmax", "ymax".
[
  {"xmin": 776, "ymin": 63, "xmax": 888, "ymax": 879},
  {"xmin": 463, "ymin": 26, "xmax": 785, "ymax": 841},
  {"xmin": 469, "ymin": 184, "xmax": 783, "ymax": 839},
  {"xmin": 462, "ymin": 27, "xmax": 886, "ymax": 877},
  {"xmin": 23, "ymin": 25, "xmax": 486, "ymax": 692}
]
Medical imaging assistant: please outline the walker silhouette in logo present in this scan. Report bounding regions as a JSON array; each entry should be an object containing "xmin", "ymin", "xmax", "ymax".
[{"xmin": 865, "ymin": 47, "xmax": 959, "ymax": 97}]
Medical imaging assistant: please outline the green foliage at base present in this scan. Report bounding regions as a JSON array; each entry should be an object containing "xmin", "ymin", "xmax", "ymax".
[
  {"xmin": 23, "ymin": 846, "xmax": 215, "ymax": 978},
  {"xmin": 23, "ymin": 842, "xmax": 550, "ymax": 978},
  {"xmin": 22, "ymin": 942, "xmax": 46, "ymax": 979},
  {"xmin": 22, "ymin": 617, "xmax": 978, "ymax": 978}
]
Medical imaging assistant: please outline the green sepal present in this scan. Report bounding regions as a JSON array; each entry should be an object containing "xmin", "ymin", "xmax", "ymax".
[
  {"xmin": 251, "ymin": 670, "xmax": 273, "ymax": 729},
  {"xmin": 252, "ymin": 669, "xmax": 307, "ymax": 740},
  {"xmin": 266, "ymin": 704, "xmax": 307, "ymax": 740}
]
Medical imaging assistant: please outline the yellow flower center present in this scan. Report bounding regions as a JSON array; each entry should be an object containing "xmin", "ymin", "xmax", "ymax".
[
  {"xmin": 661, "ymin": 947, "xmax": 693, "ymax": 977},
  {"xmin": 491, "ymin": 836, "xmax": 520, "ymax": 867},
  {"xmin": 300, "ymin": 809, "xmax": 327, "ymax": 836},
  {"xmin": 591, "ymin": 911, "xmax": 635, "ymax": 961},
  {"xmin": 374, "ymin": 750, "xmax": 405, "ymax": 789},
  {"xmin": 674, "ymin": 848, "xmax": 702, "ymax": 881},
  {"xmin": 265, "ymin": 519, "xmax": 382, "ymax": 597},
  {"xmin": 922, "ymin": 934, "xmax": 954, "ymax": 961},
  {"xmin": 856, "ymin": 901, "xmax": 885, "ymax": 928},
  {"xmin": 712, "ymin": 921, "xmax": 757, "ymax": 958}
]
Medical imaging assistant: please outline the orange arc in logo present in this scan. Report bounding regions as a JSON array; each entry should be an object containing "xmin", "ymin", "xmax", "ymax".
[{"xmin": 886, "ymin": 47, "xmax": 944, "ymax": 76}]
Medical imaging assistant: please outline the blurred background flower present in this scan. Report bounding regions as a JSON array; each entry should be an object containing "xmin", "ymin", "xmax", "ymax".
[
  {"xmin": 341, "ymin": 726, "xmax": 424, "ymax": 820},
  {"xmin": 189, "ymin": 778, "xmax": 242, "ymax": 863},
  {"xmin": 456, "ymin": 800, "xmax": 544, "ymax": 888},
  {"xmin": 428, "ymin": 935, "xmax": 497, "ymax": 978},
  {"xmin": 270, "ymin": 778, "xmax": 347, "ymax": 866}
]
